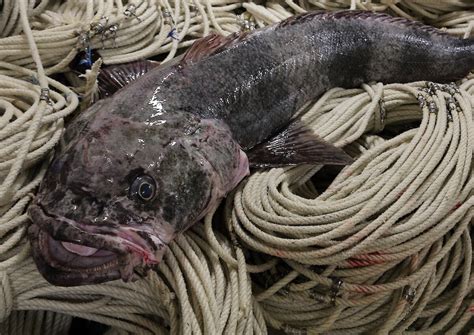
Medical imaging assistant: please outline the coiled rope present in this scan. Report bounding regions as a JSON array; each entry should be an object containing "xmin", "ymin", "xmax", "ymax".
[{"xmin": 0, "ymin": 0, "xmax": 473, "ymax": 334}]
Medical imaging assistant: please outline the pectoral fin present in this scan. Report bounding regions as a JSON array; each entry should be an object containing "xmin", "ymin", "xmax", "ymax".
[
  {"xmin": 97, "ymin": 60, "xmax": 160, "ymax": 98},
  {"xmin": 246, "ymin": 121, "xmax": 353, "ymax": 168}
]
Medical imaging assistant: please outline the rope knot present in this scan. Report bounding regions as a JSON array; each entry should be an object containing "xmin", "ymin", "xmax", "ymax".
[
  {"xmin": 363, "ymin": 82, "xmax": 385, "ymax": 132},
  {"xmin": 0, "ymin": 271, "xmax": 13, "ymax": 322}
]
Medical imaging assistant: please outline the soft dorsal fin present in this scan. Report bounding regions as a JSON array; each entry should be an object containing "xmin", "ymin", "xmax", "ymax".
[
  {"xmin": 182, "ymin": 32, "xmax": 249, "ymax": 65},
  {"xmin": 246, "ymin": 121, "xmax": 353, "ymax": 168},
  {"xmin": 97, "ymin": 60, "xmax": 160, "ymax": 98}
]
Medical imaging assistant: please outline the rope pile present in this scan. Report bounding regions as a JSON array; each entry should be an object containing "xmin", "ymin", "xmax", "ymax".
[{"xmin": 0, "ymin": 0, "xmax": 473, "ymax": 334}]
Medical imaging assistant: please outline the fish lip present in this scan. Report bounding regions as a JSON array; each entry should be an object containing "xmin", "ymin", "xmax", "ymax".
[
  {"xmin": 27, "ymin": 203, "xmax": 166, "ymax": 284},
  {"xmin": 28, "ymin": 223, "xmax": 122, "ymax": 286}
]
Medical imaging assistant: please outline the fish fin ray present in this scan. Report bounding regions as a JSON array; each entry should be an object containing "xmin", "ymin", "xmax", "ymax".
[
  {"xmin": 182, "ymin": 32, "xmax": 249, "ymax": 64},
  {"xmin": 247, "ymin": 121, "xmax": 353, "ymax": 168},
  {"xmin": 279, "ymin": 10, "xmax": 447, "ymax": 36},
  {"xmin": 98, "ymin": 60, "xmax": 160, "ymax": 98}
]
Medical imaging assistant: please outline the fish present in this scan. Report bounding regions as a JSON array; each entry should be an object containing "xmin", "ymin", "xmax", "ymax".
[{"xmin": 27, "ymin": 10, "xmax": 473, "ymax": 286}]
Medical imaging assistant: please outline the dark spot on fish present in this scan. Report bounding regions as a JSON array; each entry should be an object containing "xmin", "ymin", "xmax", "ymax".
[
  {"xmin": 162, "ymin": 200, "xmax": 175, "ymax": 223},
  {"xmin": 90, "ymin": 130, "xmax": 103, "ymax": 140},
  {"xmin": 101, "ymin": 124, "xmax": 112, "ymax": 135}
]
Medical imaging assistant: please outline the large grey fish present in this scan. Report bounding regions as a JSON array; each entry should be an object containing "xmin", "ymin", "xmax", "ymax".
[{"xmin": 28, "ymin": 11, "xmax": 473, "ymax": 286}]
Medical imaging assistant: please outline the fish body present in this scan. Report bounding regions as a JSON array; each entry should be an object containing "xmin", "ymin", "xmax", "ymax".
[{"xmin": 28, "ymin": 11, "xmax": 474, "ymax": 286}]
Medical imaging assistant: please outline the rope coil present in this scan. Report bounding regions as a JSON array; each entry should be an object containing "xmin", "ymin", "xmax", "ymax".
[{"xmin": 0, "ymin": 0, "xmax": 473, "ymax": 334}]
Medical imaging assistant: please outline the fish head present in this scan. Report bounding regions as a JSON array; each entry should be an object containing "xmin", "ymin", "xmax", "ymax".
[{"xmin": 28, "ymin": 101, "xmax": 249, "ymax": 286}]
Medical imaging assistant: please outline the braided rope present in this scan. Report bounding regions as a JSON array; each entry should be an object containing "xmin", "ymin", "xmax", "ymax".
[{"xmin": 0, "ymin": 0, "xmax": 473, "ymax": 334}]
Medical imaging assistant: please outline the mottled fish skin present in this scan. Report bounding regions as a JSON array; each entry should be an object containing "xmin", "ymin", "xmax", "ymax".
[
  {"xmin": 28, "ymin": 11, "xmax": 473, "ymax": 286},
  {"xmin": 28, "ymin": 97, "xmax": 247, "ymax": 285},
  {"xmin": 111, "ymin": 11, "xmax": 473, "ymax": 148}
]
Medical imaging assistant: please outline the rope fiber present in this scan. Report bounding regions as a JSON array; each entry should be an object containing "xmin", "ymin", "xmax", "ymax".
[{"xmin": 0, "ymin": 0, "xmax": 473, "ymax": 334}]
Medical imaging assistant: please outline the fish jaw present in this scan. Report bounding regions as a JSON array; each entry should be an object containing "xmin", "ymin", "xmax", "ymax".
[{"xmin": 27, "ymin": 203, "xmax": 173, "ymax": 286}]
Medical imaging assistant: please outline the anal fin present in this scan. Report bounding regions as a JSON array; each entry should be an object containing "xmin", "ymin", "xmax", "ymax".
[{"xmin": 246, "ymin": 121, "xmax": 353, "ymax": 168}]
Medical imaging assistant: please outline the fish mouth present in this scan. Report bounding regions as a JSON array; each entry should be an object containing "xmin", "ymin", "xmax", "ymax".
[{"xmin": 27, "ymin": 204, "xmax": 167, "ymax": 286}]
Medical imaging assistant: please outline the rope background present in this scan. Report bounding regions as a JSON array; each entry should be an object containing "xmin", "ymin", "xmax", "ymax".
[{"xmin": 0, "ymin": 0, "xmax": 473, "ymax": 334}]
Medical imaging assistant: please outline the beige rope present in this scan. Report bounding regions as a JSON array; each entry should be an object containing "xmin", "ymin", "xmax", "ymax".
[{"xmin": 0, "ymin": 0, "xmax": 473, "ymax": 334}]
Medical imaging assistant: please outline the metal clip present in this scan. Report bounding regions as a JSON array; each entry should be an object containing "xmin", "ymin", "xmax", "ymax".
[
  {"xmin": 428, "ymin": 101, "xmax": 438, "ymax": 114},
  {"xmin": 78, "ymin": 31, "xmax": 90, "ymax": 50},
  {"xmin": 426, "ymin": 82, "xmax": 440, "ymax": 96},
  {"xmin": 308, "ymin": 288, "xmax": 325, "ymax": 303},
  {"xmin": 39, "ymin": 88, "xmax": 53, "ymax": 105},
  {"xmin": 373, "ymin": 96, "xmax": 386, "ymax": 132},
  {"xmin": 402, "ymin": 286, "xmax": 416, "ymax": 304},
  {"xmin": 446, "ymin": 82, "xmax": 460, "ymax": 96},
  {"xmin": 445, "ymin": 96, "xmax": 460, "ymax": 122},
  {"xmin": 416, "ymin": 93, "xmax": 426, "ymax": 109},
  {"xmin": 91, "ymin": 16, "xmax": 109, "ymax": 35},
  {"xmin": 329, "ymin": 277, "xmax": 343, "ymax": 304},
  {"xmin": 124, "ymin": 4, "xmax": 142, "ymax": 22},
  {"xmin": 162, "ymin": 9, "xmax": 174, "ymax": 25},
  {"xmin": 102, "ymin": 24, "xmax": 119, "ymax": 48},
  {"xmin": 279, "ymin": 286, "xmax": 289, "ymax": 296},
  {"xmin": 237, "ymin": 14, "xmax": 256, "ymax": 31}
]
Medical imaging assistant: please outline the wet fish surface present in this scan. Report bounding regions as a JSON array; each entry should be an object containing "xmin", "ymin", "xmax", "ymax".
[{"xmin": 28, "ymin": 11, "xmax": 474, "ymax": 286}]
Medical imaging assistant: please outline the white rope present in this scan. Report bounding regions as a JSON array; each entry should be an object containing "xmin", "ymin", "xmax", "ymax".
[{"xmin": 0, "ymin": 0, "xmax": 473, "ymax": 334}]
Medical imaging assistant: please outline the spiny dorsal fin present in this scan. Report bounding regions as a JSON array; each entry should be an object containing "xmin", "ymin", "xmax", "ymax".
[
  {"xmin": 246, "ymin": 121, "xmax": 353, "ymax": 168},
  {"xmin": 98, "ymin": 60, "xmax": 159, "ymax": 98},
  {"xmin": 279, "ymin": 10, "xmax": 447, "ymax": 36},
  {"xmin": 182, "ymin": 32, "xmax": 250, "ymax": 65}
]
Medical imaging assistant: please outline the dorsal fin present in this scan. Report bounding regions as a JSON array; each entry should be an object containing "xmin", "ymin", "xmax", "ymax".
[
  {"xmin": 97, "ymin": 60, "xmax": 159, "ymax": 98},
  {"xmin": 182, "ymin": 32, "xmax": 250, "ymax": 65},
  {"xmin": 279, "ymin": 10, "xmax": 448, "ymax": 36}
]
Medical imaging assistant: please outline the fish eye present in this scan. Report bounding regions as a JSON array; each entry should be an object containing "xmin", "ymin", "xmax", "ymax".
[{"xmin": 130, "ymin": 175, "xmax": 156, "ymax": 202}]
